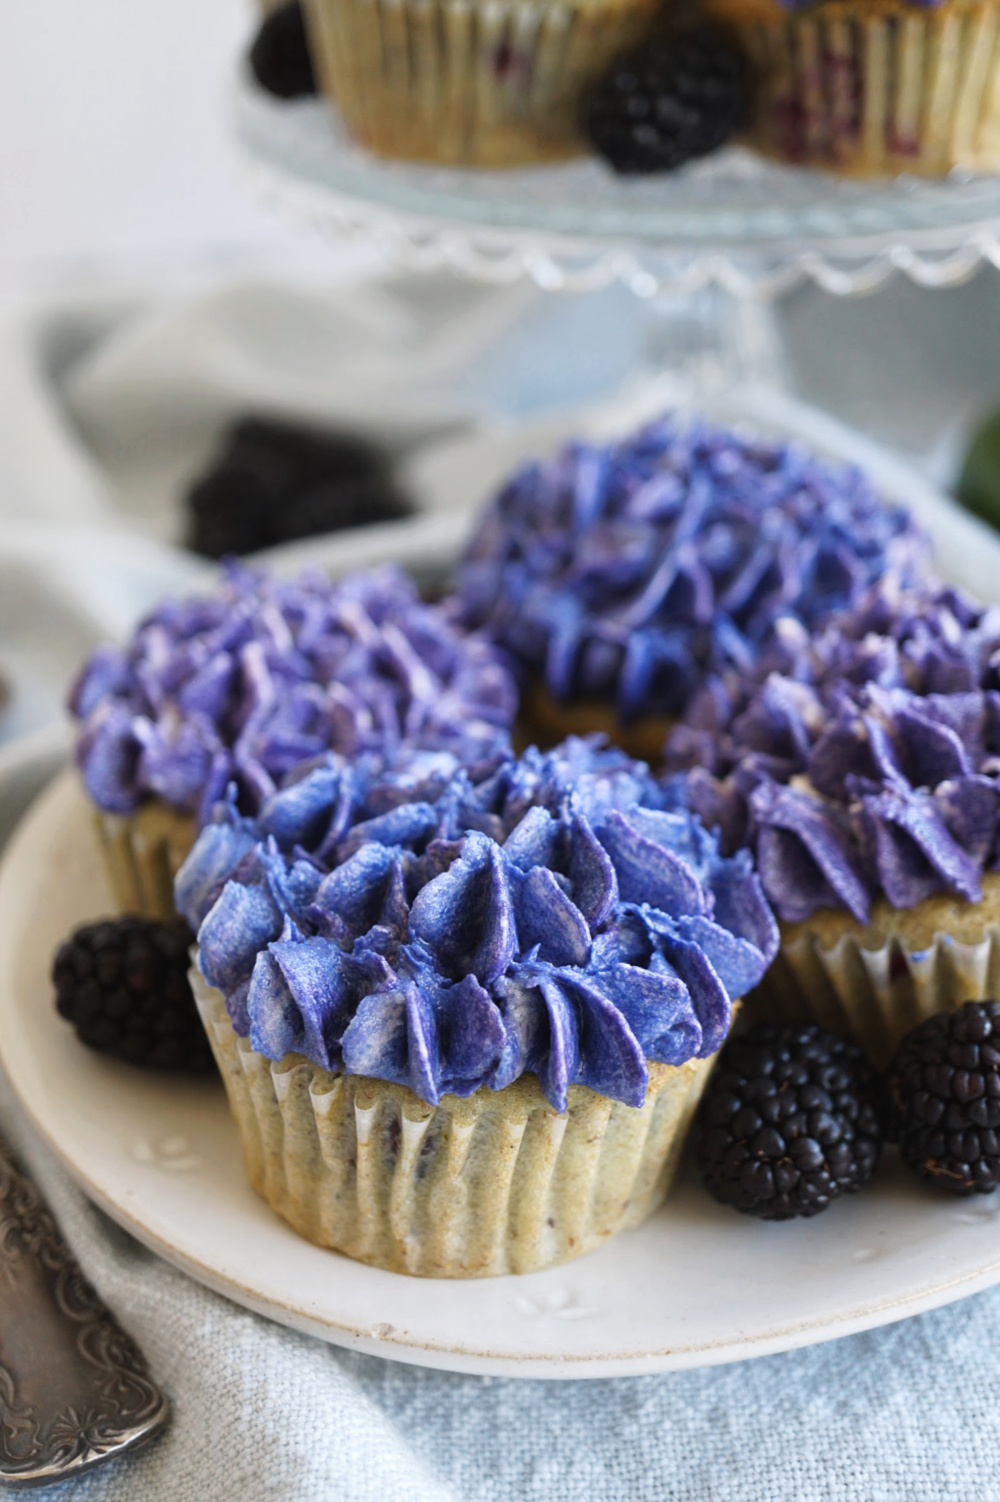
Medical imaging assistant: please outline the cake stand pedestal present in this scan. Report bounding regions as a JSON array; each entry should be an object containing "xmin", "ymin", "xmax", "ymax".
[
  {"xmin": 235, "ymin": 82, "xmax": 1000, "ymax": 298},
  {"xmin": 234, "ymin": 81, "xmax": 1000, "ymax": 393}
]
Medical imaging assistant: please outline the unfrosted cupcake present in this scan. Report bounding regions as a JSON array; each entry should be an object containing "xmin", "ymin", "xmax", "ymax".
[
  {"xmin": 457, "ymin": 411, "xmax": 932, "ymax": 762},
  {"xmin": 301, "ymin": 0, "xmax": 662, "ymax": 166},
  {"xmin": 667, "ymin": 581, "xmax": 1000, "ymax": 1063},
  {"xmin": 702, "ymin": 0, "xmax": 1000, "ymax": 175},
  {"xmin": 68, "ymin": 563, "xmax": 517, "ymax": 920},
  {"xmin": 178, "ymin": 736, "xmax": 778, "ymax": 1277}
]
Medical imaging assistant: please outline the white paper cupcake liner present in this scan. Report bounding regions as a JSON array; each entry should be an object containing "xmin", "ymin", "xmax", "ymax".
[
  {"xmin": 92, "ymin": 797, "xmax": 196, "ymax": 920},
  {"xmin": 760, "ymin": 921, "xmax": 1000, "ymax": 1065},
  {"xmin": 303, "ymin": 0, "xmax": 660, "ymax": 166},
  {"xmin": 707, "ymin": 0, "xmax": 1000, "ymax": 176},
  {"xmin": 192, "ymin": 970, "xmax": 716, "ymax": 1277}
]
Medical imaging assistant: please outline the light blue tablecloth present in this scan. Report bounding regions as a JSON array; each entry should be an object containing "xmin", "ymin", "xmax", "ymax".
[{"xmin": 3, "ymin": 1072, "xmax": 998, "ymax": 1502}]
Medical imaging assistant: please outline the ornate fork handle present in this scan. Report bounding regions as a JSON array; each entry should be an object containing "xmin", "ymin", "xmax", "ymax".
[{"xmin": 0, "ymin": 1135, "xmax": 169, "ymax": 1489}]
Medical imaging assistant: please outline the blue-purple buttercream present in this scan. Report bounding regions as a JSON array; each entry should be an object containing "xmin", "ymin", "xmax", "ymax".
[
  {"xmin": 456, "ymin": 413, "xmax": 932, "ymax": 724},
  {"xmin": 182, "ymin": 737, "xmax": 778, "ymax": 1111},
  {"xmin": 665, "ymin": 581, "xmax": 1000, "ymax": 924},
  {"xmin": 68, "ymin": 562, "xmax": 518, "ymax": 823}
]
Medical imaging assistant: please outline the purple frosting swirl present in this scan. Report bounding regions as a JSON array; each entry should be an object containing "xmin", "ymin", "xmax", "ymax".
[
  {"xmin": 179, "ymin": 738, "xmax": 778, "ymax": 1111},
  {"xmin": 665, "ymin": 583, "xmax": 1000, "ymax": 924},
  {"xmin": 456, "ymin": 413, "xmax": 932, "ymax": 724},
  {"xmin": 68, "ymin": 563, "xmax": 518, "ymax": 823}
]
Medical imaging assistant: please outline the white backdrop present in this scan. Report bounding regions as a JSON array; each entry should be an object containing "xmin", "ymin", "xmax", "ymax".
[{"xmin": 0, "ymin": 1, "xmax": 341, "ymax": 287}]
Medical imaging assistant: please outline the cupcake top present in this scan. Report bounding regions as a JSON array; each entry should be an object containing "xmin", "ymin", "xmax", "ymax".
[
  {"xmin": 456, "ymin": 412, "xmax": 931, "ymax": 725},
  {"xmin": 667, "ymin": 583, "xmax": 1000, "ymax": 925},
  {"xmin": 69, "ymin": 563, "xmax": 518, "ymax": 823},
  {"xmin": 181, "ymin": 737, "xmax": 778, "ymax": 1110}
]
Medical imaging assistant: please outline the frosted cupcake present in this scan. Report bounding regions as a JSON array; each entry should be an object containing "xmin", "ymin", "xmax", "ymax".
[
  {"xmin": 457, "ymin": 411, "xmax": 931, "ymax": 762},
  {"xmin": 667, "ymin": 582, "xmax": 1000, "ymax": 1063},
  {"xmin": 178, "ymin": 737, "xmax": 778, "ymax": 1277},
  {"xmin": 701, "ymin": 0, "xmax": 1000, "ymax": 175},
  {"xmin": 68, "ymin": 563, "xmax": 517, "ymax": 920},
  {"xmin": 301, "ymin": 0, "xmax": 662, "ymax": 166}
]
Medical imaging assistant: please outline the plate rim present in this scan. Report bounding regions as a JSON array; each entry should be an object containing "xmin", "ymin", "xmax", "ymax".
[{"xmin": 7, "ymin": 769, "xmax": 1000, "ymax": 1379}]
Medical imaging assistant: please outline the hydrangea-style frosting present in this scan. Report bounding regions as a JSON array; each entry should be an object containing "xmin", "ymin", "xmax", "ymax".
[
  {"xmin": 666, "ymin": 582, "xmax": 1000, "ymax": 925},
  {"xmin": 456, "ymin": 413, "xmax": 931, "ymax": 723},
  {"xmin": 180, "ymin": 738, "xmax": 778, "ymax": 1111},
  {"xmin": 69, "ymin": 563, "xmax": 518, "ymax": 823}
]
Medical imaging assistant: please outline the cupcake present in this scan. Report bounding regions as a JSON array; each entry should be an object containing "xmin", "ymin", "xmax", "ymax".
[
  {"xmin": 667, "ymin": 581, "xmax": 1000, "ymax": 1064},
  {"xmin": 178, "ymin": 737, "xmax": 778, "ymax": 1276},
  {"xmin": 457, "ymin": 411, "xmax": 932, "ymax": 762},
  {"xmin": 68, "ymin": 563, "xmax": 518, "ymax": 920},
  {"xmin": 300, "ymin": 0, "xmax": 662, "ymax": 166},
  {"xmin": 701, "ymin": 0, "xmax": 1000, "ymax": 175}
]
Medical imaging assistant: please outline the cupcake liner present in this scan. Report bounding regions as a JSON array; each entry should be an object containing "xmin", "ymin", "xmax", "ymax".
[
  {"xmin": 192, "ymin": 971, "xmax": 715, "ymax": 1277},
  {"xmin": 92, "ymin": 798, "xmax": 197, "ymax": 920},
  {"xmin": 705, "ymin": 0, "xmax": 1000, "ymax": 175},
  {"xmin": 758, "ymin": 914, "xmax": 1000, "ymax": 1066},
  {"xmin": 302, "ymin": 0, "xmax": 660, "ymax": 166}
]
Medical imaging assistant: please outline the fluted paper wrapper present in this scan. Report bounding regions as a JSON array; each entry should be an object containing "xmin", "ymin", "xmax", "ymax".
[
  {"xmin": 192, "ymin": 971, "xmax": 715, "ymax": 1277},
  {"xmin": 302, "ymin": 0, "xmax": 660, "ymax": 167},
  {"xmin": 92, "ymin": 796, "xmax": 196, "ymax": 920},
  {"xmin": 757, "ymin": 880, "xmax": 1000, "ymax": 1065},
  {"xmin": 704, "ymin": 0, "xmax": 1000, "ymax": 176}
]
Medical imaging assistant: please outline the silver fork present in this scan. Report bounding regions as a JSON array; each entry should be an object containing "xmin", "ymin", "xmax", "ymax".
[{"xmin": 0, "ymin": 1134, "xmax": 169, "ymax": 1489}]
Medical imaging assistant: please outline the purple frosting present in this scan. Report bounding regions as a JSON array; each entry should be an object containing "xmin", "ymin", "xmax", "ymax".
[
  {"xmin": 69, "ymin": 563, "xmax": 518, "ymax": 823},
  {"xmin": 180, "ymin": 737, "xmax": 778, "ymax": 1111},
  {"xmin": 665, "ymin": 582, "xmax": 1000, "ymax": 924},
  {"xmin": 456, "ymin": 413, "xmax": 932, "ymax": 724}
]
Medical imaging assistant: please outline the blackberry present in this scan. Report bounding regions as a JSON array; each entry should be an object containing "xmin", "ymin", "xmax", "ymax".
[
  {"xmin": 884, "ymin": 1001, "xmax": 1000, "ymax": 1196},
  {"xmin": 185, "ymin": 417, "xmax": 412, "ymax": 559},
  {"xmin": 697, "ymin": 1023, "xmax": 881, "ymax": 1219},
  {"xmin": 584, "ymin": 26, "xmax": 751, "ymax": 175},
  {"xmin": 249, "ymin": 2, "xmax": 317, "ymax": 100},
  {"xmin": 53, "ymin": 916, "xmax": 215, "ymax": 1074}
]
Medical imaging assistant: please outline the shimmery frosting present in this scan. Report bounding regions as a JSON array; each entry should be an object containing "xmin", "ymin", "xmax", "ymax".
[
  {"xmin": 179, "ymin": 738, "xmax": 778, "ymax": 1111},
  {"xmin": 456, "ymin": 413, "xmax": 932, "ymax": 724},
  {"xmin": 68, "ymin": 563, "xmax": 518, "ymax": 822},
  {"xmin": 665, "ymin": 582, "xmax": 1000, "ymax": 924}
]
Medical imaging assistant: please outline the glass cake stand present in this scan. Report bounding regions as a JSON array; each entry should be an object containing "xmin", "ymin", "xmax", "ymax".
[{"xmin": 235, "ymin": 78, "xmax": 1000, "ymax": 300}]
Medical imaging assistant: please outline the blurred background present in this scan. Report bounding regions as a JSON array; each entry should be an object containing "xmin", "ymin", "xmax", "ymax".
[
  {"xmin": 6, "ymin": 0, "xmax": 1000, "ymax": 477},
  {"xmin": 5, "ymin": 0, "xmax": 1000, "ymax": 756}
]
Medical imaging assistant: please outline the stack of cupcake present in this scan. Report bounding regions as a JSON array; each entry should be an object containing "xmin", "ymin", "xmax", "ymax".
[
  {"xmin": 248, "ymin": 0, "xmax": 1000, "ymax": 180},
  {"xmin": 65, "ymin": 404, "xmax": 1000, "ymax": 1276}
]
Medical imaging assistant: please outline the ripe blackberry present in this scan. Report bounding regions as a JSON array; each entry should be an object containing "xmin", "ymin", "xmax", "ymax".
[
  {"xmin": 884, "ymin": 1001, "xmax": 1000, "ymax": 1196},
  {"xmin": 53, "ymin": 917, "xmax": 214, "ymax": 1074},
  {"xmin": 249, "ymin": 2, "xmax": 317, "ymax": 100},
  {"xmin": 185, "ymin": 417, "xmax": 412, "ymax": 559},
  {"xmin": 584, "ymin": 26, "xmax": 751, "ymax": 175},
  {"xmin": 697, "ymin": 1023, "xmax": 881, "ymax": 1219}
]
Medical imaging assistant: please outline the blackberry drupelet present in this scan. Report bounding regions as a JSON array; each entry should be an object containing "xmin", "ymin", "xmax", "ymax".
[
  {"xmin": 185, "ymin": 417, "xmax": 412, "ymax": 559},
  {"xmin": 584, "ymin": 26, "xmax": 751, "ymax": 175},
  {"xmin": 53, "ymin": 916, "xmax": 215, "ymax": 1073},
  {"xmin": 884, "ymin": 1001, "xmax": 1000, "ymax": 1196},
  {"xmin": 249, "ymin": 1, "xmax": 317, "ymax": 99},
  {"xmin": 697, "ymin": 1023, "xmax": 881, "ymax": 1219}
]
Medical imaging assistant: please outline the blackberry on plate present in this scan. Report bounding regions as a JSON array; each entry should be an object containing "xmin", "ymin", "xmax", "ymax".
[
  {"xmin": 884, "ymin": 1001, "xmax": 1000, "ymax": 1196},
  {"xmin": 53, "ymin": 916, "xmax": 215, "ymax": 1074},
  {"xmin": 697, "ymin": 1023, "xmax": 881, "ymax": 1220},
  {"xmin": 584, "ymin": 25, "xmax": 751, "ymax": 175},
  {"xmin": 185, "ymin": 416, "xmax": 412, "ymax": 559},
  {"xmin": 249, "ymin": 1, "xmax": 317, "ymax": 99}
]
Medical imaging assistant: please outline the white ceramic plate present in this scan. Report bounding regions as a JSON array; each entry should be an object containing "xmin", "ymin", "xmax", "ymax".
[
  {"xmin": 8, "ymin": 393, "xmax": 1000, "ymax": 1379},
  {"xmin": 6, "ymin": 772, "xmax": 1000, "ymax": 1380}
]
